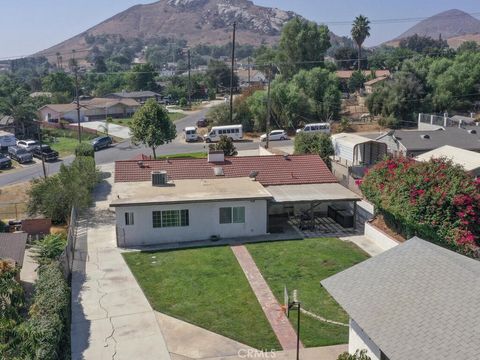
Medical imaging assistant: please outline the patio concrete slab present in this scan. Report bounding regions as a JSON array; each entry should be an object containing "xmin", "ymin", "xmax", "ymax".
[
  {"xmin": 156, "ymin": 312, "xmax": 255, "ymax": 359},
  {"xmin": 340, "ymin": 235, "xmax": 383, "ymax": 257}
]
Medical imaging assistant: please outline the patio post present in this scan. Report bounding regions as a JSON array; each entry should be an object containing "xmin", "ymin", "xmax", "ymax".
[{"xmin": 353, "ymin": 201, "xmax": 357, "ymax": 230}]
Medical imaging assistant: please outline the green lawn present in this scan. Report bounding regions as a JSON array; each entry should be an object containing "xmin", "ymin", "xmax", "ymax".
[
  {"xmin": 111, "ymin": 112, "xmax": 185, "ymax": 127},
  {"xmin": 42, "ymin": 128, "xmax": 97, "ymax": 157},
  {"xmin": 123, "ymin": 246, "xmax": 281, "ymax": 350},
  {"xmin": 156, "ymin": 152, "xmax": 207, "ymax": 160},
  {"xmin": 247, "ymin": 238, "xmax": 369, "ymax": 347}
]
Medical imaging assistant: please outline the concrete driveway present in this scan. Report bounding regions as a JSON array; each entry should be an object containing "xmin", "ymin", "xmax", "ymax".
[{"xmin": 81, "ymin": 121, "xmax": 131, "ymax": 139}]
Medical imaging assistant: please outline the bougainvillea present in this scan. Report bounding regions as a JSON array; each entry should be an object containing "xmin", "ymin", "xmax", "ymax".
[{"xmin": 361, "ymin": 157, "xmax": 480, "ymax": 258}]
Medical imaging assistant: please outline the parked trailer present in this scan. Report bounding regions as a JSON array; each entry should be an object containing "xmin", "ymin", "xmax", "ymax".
[{"xmin": 0, "ymin": 131, "xmax": 17, "ymax": 150}]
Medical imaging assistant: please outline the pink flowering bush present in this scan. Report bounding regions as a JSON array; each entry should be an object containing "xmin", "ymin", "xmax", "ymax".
[{"xmin": 361, "ymin": 157, "xmax": 480, "ymax": 257}]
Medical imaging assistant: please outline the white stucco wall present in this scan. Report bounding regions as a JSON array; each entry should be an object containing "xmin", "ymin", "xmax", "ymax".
[
  {"xmin": 115, "ymin": 199, "xmax": 268, "ymax": 247},
  {"xmin": 349, "ymin": 318, "xmax": 381, "ymax": 360},
  {"xmin": 364, "ymin": 221, "xmax": 400, "ymax": 252}
]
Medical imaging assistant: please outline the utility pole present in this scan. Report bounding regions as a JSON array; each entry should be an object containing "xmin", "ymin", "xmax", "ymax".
[
  {"xmin": 265, "ymin": 63, "xmax": 272, "ymax": 149},
  {"xmin": 36, "ymin": 122, "xmax": 46, "ymax": 178},
  {"xmin": 187, "ymin": 49, "xmax": 192, "ymax": 106},
  {"xmin": 229, "ymin": 21, "xmax": 236, "ymax": 124},
  {"xmin": 247, "ymin": 56, "xmax": 251, "ymax": 87},
  {"xmin": 71, "ymin": 50, "xmax": 82, "ymax": 143}
]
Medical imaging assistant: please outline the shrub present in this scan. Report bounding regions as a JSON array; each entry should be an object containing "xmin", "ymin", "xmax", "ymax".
[
  {"xmin": 16, "ymin": 261, "xmax": 70, "ymax": 359},
  {"xmin": 179, "ymin": 97, "xmax": 188, "ymax": 107},
  {"xmin": 32, "ymin": 234, "xmax": 67, "ymax": 266},
  {"xmin": 361, "ymin": 157, "xmax": 480, "ymax": 257},
  {"xmin": 209, "ymin": 135, "xmax": 237, "ymax": 156},
  {"xmin": 74, "ymin": 142, "xmax": 94, "ymax": 158},
  {"xmin": 338, "ymin": 350, "xmax": 371, "ymax": 360},
  {"xmin": 294, "ymin": 132, "xmax": 334, "ymax": 168}
]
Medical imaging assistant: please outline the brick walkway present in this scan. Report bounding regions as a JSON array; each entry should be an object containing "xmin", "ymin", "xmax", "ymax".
[{"xmin": 231, "ymin": 245, "xmax": 303, "ymax": 351}]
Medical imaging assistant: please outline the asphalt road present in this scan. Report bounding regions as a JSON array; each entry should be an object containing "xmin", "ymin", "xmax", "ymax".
[{"xmin": 0, "ymin": 108, "xmax": 292, "ymax": 187}]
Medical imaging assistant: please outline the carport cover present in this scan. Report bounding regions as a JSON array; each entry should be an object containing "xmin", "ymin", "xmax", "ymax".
[{"xmin": 266, "ymin": 183, "xmax": 361, "ymax": 203}]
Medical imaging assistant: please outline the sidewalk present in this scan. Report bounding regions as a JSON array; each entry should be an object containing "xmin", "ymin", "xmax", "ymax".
[
  {"xmin": 231, "ymin": 245, "xmax": 302, "ymax": 351},
  {"xmin": 71, "ymin": 208, "xmax": 171, "ymax": 358}
]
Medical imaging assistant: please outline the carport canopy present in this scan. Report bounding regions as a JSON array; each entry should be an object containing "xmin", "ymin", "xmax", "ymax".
[{"xmin": 266, "ymin": 183, "xmax": 362, "ymax": 203}]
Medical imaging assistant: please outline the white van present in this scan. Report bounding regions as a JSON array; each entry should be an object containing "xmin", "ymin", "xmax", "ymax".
[
  {"xmin": 183, "ymin": 126, "xmax": 200, "ymax": 142},
  {"xmin": 296, "ymin": 123, "xmax": 331, "ymax": 135},
  {"xmin": 0, "ymin": 131, "xmax": 17, "ymax": 149},
  {"xmin": 204, "ymin": 125, "xmax": 243, "ymax": 143}
]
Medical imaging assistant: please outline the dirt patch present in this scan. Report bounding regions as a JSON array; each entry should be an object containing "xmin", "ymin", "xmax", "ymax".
[
  {"xmin": 371, "ymin": 215, "xmax": 406, "ymax": 243},
  {"xmin": 51, "ymin": 225, "xmax": 68, "ymax": 235},
  {"xmin": 0, "ymin": 182, "xmax": 31, "ymax": 220}
]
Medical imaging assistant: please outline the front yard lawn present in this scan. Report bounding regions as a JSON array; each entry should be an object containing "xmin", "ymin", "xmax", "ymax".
[
  {"xmin": 111, "ymin": 112, "xmax": 185, "ymax": 127},
  {"xmin": 247, "ymin": 238, "xmax": 369, "ymax": 347},
  {"xmin": 123, "ymin": 246, "xmax": 281, "ymax": 350},
  {"xmin": 44, "ymin": 136, "xmax": 79, "ymax": 157}
]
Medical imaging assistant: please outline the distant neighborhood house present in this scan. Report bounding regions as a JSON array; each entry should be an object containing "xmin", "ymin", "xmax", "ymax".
[
  {"xmin": 38, "ymin": 97, "xmax": 140, "ymax": 123},
  {"xmin": 111, "ymin": 153, "xmax": 361, "ymax": 247},
  {"xmin": 364, "ymin": 76, "xmax": 388, "ymax": 94},
  {"xmin": 106, "ymin": 90, "xmax": 162, "ymax": 104},
  {"xmin": 322, "ymin": 237, "xmax": 480, "ymax": 360},
  {"xmin": 415, "ymin": 145, "xmax": 480, "ymax": 177}
]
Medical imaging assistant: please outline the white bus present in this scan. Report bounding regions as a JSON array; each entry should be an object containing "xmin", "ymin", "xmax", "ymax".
[
  {"xmin": 296, "ymin": 123, "xmax": 331, "ymax": 135},
  {"xmin": 183, "ymin": 126, "xmax": 200, "ymax": 142},
  {"xmin": 204, "ymin": 125, "xmax": 243, "ymax": 143}
]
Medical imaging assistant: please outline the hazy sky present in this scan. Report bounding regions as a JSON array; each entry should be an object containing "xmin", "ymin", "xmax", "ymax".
[{"xmin": 1, "ymin": 0, "xmax": 479, "ymax": 59}]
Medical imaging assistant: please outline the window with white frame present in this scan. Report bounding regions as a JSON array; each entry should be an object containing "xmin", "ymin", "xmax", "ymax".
[
  {"xmin": 125, "ymin": 212, "xmax": 134, "ymax": 226},
  {"xmin": 219, "ymin": 206, "xmax": 245, "ymax": 224},
  {"xmin": 152, "ymin": 210, "xmax": 189, "ymax": 228}
]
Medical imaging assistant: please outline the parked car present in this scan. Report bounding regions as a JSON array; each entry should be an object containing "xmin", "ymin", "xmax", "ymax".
[
  {"xmin": 8, "ymin": 146, "xmax": 33, "ymax": 164},
  {"xmin": 183, "ymin": 127, "xmax": 202, "ymax": 142},
  {"xmin": 260, "ymin": 130, "xmax": 289, "ymax": 142},
  {"xmin": 91, "ymin": 136, "xmax": 112, "ymax": 151},
  {"xmin": 196, "ymin": 118, "xmax": 208, "ymax": 127},
  {"xmin": 0, "ymin": 153, "xmax": 12, "ymax": 169},
  {"xmin": 16, "ymin": 139, "xmax": 39, "ymax": 152},
  {"xmin": 33, "ymin": 145, "xmax": 59, "ymax": 162}
]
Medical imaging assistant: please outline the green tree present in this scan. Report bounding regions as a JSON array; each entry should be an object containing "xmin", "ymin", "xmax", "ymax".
[
  {"xmin": 206, "ymin": 60, "xmax": 238, "ymax": 92},
  {"xmin": 399, "ymin": 34, "xmax": 449, "ymax": 55},
  {"xmin": 348, "ymin": 70, "xmax": 366, "ymax": 92},
  {"xmin": 278, "ymin": 18, "xmax": 331, "ymax": 78},
  {"xmin": 42, "ymin": 71, "xmax": 74, "ymax": 95},
  {"xmin": 207, "ymin": 103, "xmax": 231, "ymax": 127},
  {"xmin": 75, "ymin": 142, "xmax": 95, "ymax": 158},
  {"xmin": 351, "ymin": 15, "xmax": 371, "ymax": 70},
  {"xmin": 126, "ymin": 63, "xmax": 158, "ymax": 91},
  {"xmin": 333, "ymin": 46, "xmax": 358, "ymax": 70},
  {"xmin": 209, "ymin": 135, "xmax": 237, "ymax": 156},
  {"xmin": 457, "ymin": 40, "xmax": 480, "ymax": 54},
  {"xmin": 32, "ymin": 234, "xmax": 67, "ymax": 266},
  {"xmin": 294, "ymin": 132, "xmax": 334, "ymax": 168},
  {"xmin": 130, "ymin": 99, "xmax": 176, "ymax": 158},
  {"xmin": 246, "ymin": 90, "xmax": 268, "ymax": 131}
]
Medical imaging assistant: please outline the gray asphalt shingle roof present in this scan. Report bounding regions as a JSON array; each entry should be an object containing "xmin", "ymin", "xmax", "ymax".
[
  {"xmin": 0, "ymin": 232, "xmax": 28, "ymax": 267},
  {"xmin": 389, "ymin": 128, "xmax": 480, "ymax": 151},
  {"xmin": 108, "ymin": 91, "xmax": 161, "ymax": 98},
  {"xmin": 321, "ymin": 238, "xmax": 480, "ymax": 360}
]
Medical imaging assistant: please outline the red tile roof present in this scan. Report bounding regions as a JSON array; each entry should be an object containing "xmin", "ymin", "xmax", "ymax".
[{"xmin": 115, "ymin": 154, "xmax": 338, "ymax": 186}]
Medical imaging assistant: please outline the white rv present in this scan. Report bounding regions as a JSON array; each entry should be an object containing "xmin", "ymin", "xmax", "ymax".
[
  {"xmin": 204, "ymin": 125, "xmax": 243, "ymax": 143},
  {"xmin": 0, "ymin": 131, "xmax": 17, "ymax": 149}
]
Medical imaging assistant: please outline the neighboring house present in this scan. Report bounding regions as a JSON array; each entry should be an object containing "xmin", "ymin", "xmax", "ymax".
[
  {"xmin": 38, "ymin": 97, "xmax": 140, "ymax": 123},
  {"xmin": 236, "ymin": 69, "xmax": 267, "ymax": 88},
  {"xmin": 0, "ymin": 232, "xmax": 28, "ymax": 277},
  {"xmin": 321, "ymin": 237, "xmax": 480, "ymax": 360},
  {"xmin": 111, "ymin": 152, "xmax": 361, "ymax": 247},
  {"xmin": 0, "ymin": 115, "xmax": 14, "ymax": 129},
  {"xmin": 418, "ymin": 112, "xmax": 478, "ymax": 130},
  {"xmin": 106, "ymin": 91, "xmax": 162, "ymax": 104},
  {"xmin": 364, "ymin": 76, "xmax": 388, "ymax": 94},
  {"xmin": 371, "ymin": 128, "xmax": 480, "ymax": 157},
  {"xmin": 415, "ymin": 145, "xmax": 480, "ymax": 177},
  {"xmin": 29, "ymin": 91, "xmax": 52, "ymax": 98},
  {"xmin": 335, "ymin": 70, "xmax": 391, "ymax": 80}
]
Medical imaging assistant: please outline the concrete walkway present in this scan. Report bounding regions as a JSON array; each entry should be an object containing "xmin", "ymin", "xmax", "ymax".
[
  {"xmin": 81, "ymin": 121, "xmax": 131, "ymax": 139},
  {"xmin": 230, "ymin": 245, "xmax": 302, "ymax": 351},
  {"xmin": 340, "ymin": 235, "xmax": 383, "ymax": 257},
  {"xmin": 156, "ymin": 312, "xmax": 255, "ymax": 359},
  {"xmin": 71, "ymin": 204, "xmax": 171, "ymax": 357}
]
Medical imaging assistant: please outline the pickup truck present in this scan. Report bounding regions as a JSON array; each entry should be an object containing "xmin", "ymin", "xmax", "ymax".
[{"xmin": 33, "ymin": 145, "xmax": 59, "ymax": 162}]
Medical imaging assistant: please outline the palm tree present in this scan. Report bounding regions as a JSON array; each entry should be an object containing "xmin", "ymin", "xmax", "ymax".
[{"xmin": 351, "ymin": 15, "xmax": 371, "ymax": 70}]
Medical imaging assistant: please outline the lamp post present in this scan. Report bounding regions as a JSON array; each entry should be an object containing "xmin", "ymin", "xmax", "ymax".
[{"xmin": 287, "ymin": 289, "xmax": 301, "ymax": 360}]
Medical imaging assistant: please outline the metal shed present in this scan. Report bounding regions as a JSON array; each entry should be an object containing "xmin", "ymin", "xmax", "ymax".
[{"xmin": 332, "ymin": 133, "xmax": 387, "ymax": 166}]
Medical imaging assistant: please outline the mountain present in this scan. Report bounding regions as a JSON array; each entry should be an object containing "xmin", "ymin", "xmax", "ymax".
[
  {"xmin": 36, "ymin": 0, "xmax": 343, "ymax": 62},
  {"xmin": 386, "ymin": 9, "xmax": 480, "ymax": 47}
]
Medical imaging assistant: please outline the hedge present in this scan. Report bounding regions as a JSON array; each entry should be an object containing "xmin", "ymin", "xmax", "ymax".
[
  {"xmin": 17, "ymin": 262, "xmax": 70, "ymax": 359},
  {"xmin": 360, "ymin": 157, "xmax": 480, "ymax": 257},
  {"xmin": 74, "ymin": 142, "xmax": 94, "ymax": 158}
]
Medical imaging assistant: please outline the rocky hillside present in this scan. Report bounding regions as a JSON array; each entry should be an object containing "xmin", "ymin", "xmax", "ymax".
[
  {"xmin": 36, "ymin": 0, "xmax": 343, "ymax": 62},
  {"xmin": 386, "ymin": 9, "xmax": 480, "ymax": 46}
]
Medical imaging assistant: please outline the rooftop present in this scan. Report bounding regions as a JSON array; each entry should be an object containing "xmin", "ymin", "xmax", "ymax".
[
  {"xmin": 336, "ymin": 70, "xmax": 391, "ymax": 79},
  {"xmin": 110, "ymin": 177, "xmax": 273, "ymax": 207},
  {"xmin": 267, "ymin": 183, "xmax": 361, "ymax": 203},
  {"xmin": 332, "ymin": 133, "xmax": 383, "ymax": 147},
  {"xmin": 0, "ymin": 233, "xmax": 28, "ymax": 267},
  {"xmin": 321, "ymin": 238, "xmax": 480, "ymax": 360},
  {"xmin": 373, "ymin": 128, "xmax": 480, "ymax": 151},
  {"xmin": 114, "ymin": 155, "xmax": 338, "ymax": 186},
  {"xmin": 108, "ymin": 91, "xmax": 161, "ymax": 98},
  {"xmin": 364, "ymin": 76, "xmax": 388, "ymax": 86},
  {"xmin": 415, "ymin": 145, "xmax": 480, "ymax": 172}
]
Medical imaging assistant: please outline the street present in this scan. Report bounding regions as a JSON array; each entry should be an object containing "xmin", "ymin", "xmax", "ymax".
[{"xmin": 0, "ymin": 109, "xmax": 292, "ymax": 187}]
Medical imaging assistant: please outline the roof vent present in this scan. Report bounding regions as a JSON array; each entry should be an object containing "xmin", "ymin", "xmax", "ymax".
[
  {"xmin": 152, "ymin": 170, "xmax": 167, "ymax": 186},
  {"xmin": 208, "ymin": 150, "xmax": 225, "ymax": 163},
  {"xmin": 468, "ymin": 129, "xmax": 477, "ymax": 134},
  {"xmin": 249, "ymin": 170, "xmax": 259, "ymax": 180},
  {"xmin": 283, "ymin": 154, "xmax": 289, "ymax": 160},
  {"xmin": 421, "ymin": 134, "xmax": 430, "ymax": 139},
  {"xmin": 137, "ymin": 161, "xmax": 144, "ymax": 168},
  {"xmin": 213, "ymin": 167, "xmax": 224, "ymax": 176}
]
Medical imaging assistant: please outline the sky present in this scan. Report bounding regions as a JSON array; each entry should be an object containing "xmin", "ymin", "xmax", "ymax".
[{"xmin": 1, "ymin": 0, "xmax": 479, "ymax": 59}]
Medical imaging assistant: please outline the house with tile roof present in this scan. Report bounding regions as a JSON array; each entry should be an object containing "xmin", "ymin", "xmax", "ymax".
[
  {"xmin": 110, "ymin": 152, "xmax": 361, "ymax": 247},
  {"xmin": 321, "ymin": 237, "xmax": 480, "ymax": 360}
]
